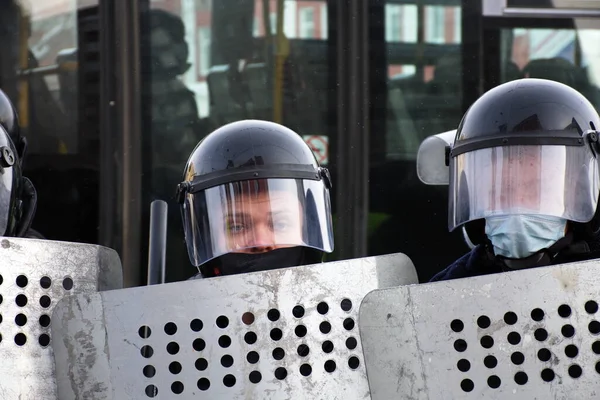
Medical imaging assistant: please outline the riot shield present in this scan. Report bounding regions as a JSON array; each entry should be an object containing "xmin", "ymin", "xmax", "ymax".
[
  {"xmin": 51, "ymin": 252, "xmax": 417, "ymax": 399},
  {"xmin": 359, "ymin": 259, "xmax": 600, "ymax": 399},
  {"xmin": 0, "ymin": 237, "xmax": 123, "ymax": 400}
]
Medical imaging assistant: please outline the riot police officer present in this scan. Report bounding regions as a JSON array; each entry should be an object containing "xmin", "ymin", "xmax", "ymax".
[
  {"xmin": 0, "ymin": 89, "xmax": 38, "ymax": 238},
  {"xmin": 176, "ymin": 119, "xmax": 334, "ymax": 278},
  {"xmin": 431, "ymin": 78, "xmax": 600, "ymax": 281}
]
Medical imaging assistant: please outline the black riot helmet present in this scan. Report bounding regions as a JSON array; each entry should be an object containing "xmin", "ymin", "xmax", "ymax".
[
  {"xmin": 0, "ymin": 89, "xmax": 27, "ymax": 163},
  {"xmin": 447, "ymin": 78, "xmax": 600, "ymax": 244},
  {"xmin": 0, "ymin": 116, "xmax": 36, "ymax": 237},
  {"xmin": 177, "ymin": 119, "xmax": 334, "ymax": 277}
]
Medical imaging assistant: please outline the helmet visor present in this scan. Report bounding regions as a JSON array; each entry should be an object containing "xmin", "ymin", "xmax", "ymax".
[
  {"xmin": 182, "ymin": 178, "xmax": 334, "ymax": 267},
  {"xmin": 449, "ymin": 144, "xmax": 599, "ymax": 231}
]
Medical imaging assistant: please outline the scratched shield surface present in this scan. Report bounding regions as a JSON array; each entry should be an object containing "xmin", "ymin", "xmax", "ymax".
[
  {"xmin": 51, "ymin": 252, "xmax": 417, "ymax": 400},
  {"xmin": 0, "ymin": 237, "xmax": 123, "ymax": 400},
  {"xmin": 359, "ymin": 259, "xmax": 600, "ymax": 399}
]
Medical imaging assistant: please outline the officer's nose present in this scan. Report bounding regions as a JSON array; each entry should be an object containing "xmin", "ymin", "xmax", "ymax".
[{"xmin": 246, "ymin": 225, "xmax": 275, "ymax": 253}]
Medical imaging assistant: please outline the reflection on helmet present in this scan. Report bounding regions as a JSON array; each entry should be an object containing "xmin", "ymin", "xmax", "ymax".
[
  {"xmin": 178, "ymin": 120, "xmax": 334, "ymax": 277},
  {"xmin": 447, "ymin": 79, "xmax": 600, "ymax": 245}
]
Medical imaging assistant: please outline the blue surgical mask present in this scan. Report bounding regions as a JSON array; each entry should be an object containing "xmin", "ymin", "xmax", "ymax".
[{"xmin": 485, "ymin": 215, "xmax": 567, "ymax": 259}]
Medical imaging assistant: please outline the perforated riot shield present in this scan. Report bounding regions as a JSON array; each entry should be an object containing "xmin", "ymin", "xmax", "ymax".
[
  {"xmin": 51, "ymin": 252, "xmax": 417, "ymax": 399},
  {"xmin": 359, "ymin": 259, "xmax": 600, "ymax": 399},
  {"xmin": 0, "ymin": 237, "xmax": 123, "ymax": 400}
]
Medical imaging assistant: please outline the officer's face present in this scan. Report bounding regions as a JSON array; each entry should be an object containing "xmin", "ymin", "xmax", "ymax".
[
  {"xmin": 223, "ymin": 189, "xmax": 303, "ymax": 254},
  {"xmin": 488, "ymin": 146, "xmax": 542, "ymax": 211}
]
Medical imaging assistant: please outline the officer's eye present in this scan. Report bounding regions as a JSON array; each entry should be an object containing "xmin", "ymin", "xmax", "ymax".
[
  {"xmin": 271, "ymin": 217, "xmax": 292, "ymax": 232},
  {"xmin": 226, "ymin": 221, "xmax": 246, "ymax": 233}
]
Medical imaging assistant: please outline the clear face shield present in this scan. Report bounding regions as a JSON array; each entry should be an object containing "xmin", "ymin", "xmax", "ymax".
[
  {"xmin": 449, "ymin": 141, "xmax": 600, "ymax": 232},
  {"xmin": 182, "ymin": 178, "xmax": 334, "ymax": 267}
]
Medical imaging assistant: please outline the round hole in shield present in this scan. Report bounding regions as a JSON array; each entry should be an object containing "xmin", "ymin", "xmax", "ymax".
[
  {"xmin": 319, "ymin": 321, "xmax": 332, "ymax": 334},
  {"xmin": 272, "ymin": 347, "xmax": 285, "ymax": 360},
  {"xmin": 589, "ymin": 321, "xmax": 600, "ymax": 335},
  {"xmin": 270, "ymin": 328, "xmax": 283, "ymax": 341},
  {"xmin": 457, "ymin": 359, "xmax": 470, "ymax": 372},
  {"xmin": 15, "ymin": 313, "xmax": 27, "ymax": 327},
  {"xmin": 504, "ymin": 312, "xmax": 518, "ymax": 325},
  {"xmin": 40, "ymin": 276, "xmax": 51, "ymax": 289},
  {"xmin": 324, "ymin": 360, "xmax": 336, "ymax": 373},
  {"xmin": 538, "ymin": 348, "xmax": 552, "ymax": 362},
  {"xmin": 141, "ymin": 345, "xmax": 153, "ymax": 358},
  {"xmin": 484, "ymin": 355, "xmax": 497, "ymax": 369},
  {"xmin": 323, "ymin": 340, "xmax": 335, "ymax": 353},
  {"xmin": 295, "ymin": 325, "xmax": 307, "ymax": 338},
  {"xmin": 558, "ymin": 304, "xmax": 572, "ymax": 318},
  {"xmin": 246, "ymin": 351, "xmax": 259, "ymax": 364},
  {"xmin": 596, "ymin": 361, "xmax": 600, "ymax": 374},
  {"xmin": 562, "ymin": 324, "xmax": 575, "ymax": 338},
  {"xmin": 16, "ymin": 275, "xmax": 28, "ymax": 288},
  {"xmin": 480, "ymin": 336, "xmax": 494, "ymax": 349},
  {"xmin": 317, "ymin": 301, "xmax": 329, "ymax": 315},
  {"xmin": 244, "ymin": 331, "xmax": 257, "ymax": 345},
  {"xmin": 507, "ymin": 332, "xmax": 521, "ymax": 345},
  {"xmin": 145, "ymin": 384, "xmax": 158, "ymax": 397},
  {"xmin": 298, "ymin": 344, "xmax": 310, "ymax": 357},
  {"xmin": 195, "ymin": 358, "xmax": 208, "ymax": 371},
  {"xmin": 568, "ymin": 364, "xmax": 583, "ymax": 378},
  {"xmin": 345, "ymin": 337, "xmax": 356, "ymax": 350},
  {"xmin": 249, "ymin": 371, "xmax": 262, "ymax": 383},
  {"xmin": 164, "ymin": 322, "xmax": 177, "ymax": 335},
  {"xmin": 62, "ymin": 277, "xmax": 74, "ymax": 291},
  {"xmin": 592, "ymin": 341, "xmax": 600, "ymax": 354},
  {"xmin": 487, "ymin": 375, "xmax": 501, "ymax": 389},
  {"xmin": 275, "ymin": 367, "xmax": 288, "ymax": 380},
  {"xmin": 460, "ymin": 379, "xmax": 474, "ymax": 392},
  {"xmin": 534, "ymin": 328, "xmax": 548, "ymax": 342},
  {"xmin": 193, "ymin": 338, "xmax": 206, "ymax": 351},
  {"xmin": 216, "ymin": 315, "xmax": 229, "ymax": 329},
  {"xmin": 0, "ymin": 294, "xmax": 3, "ymax": 305},
  {"xmin": 166, "ymin": 342, "xmax": 180, "ymax": 355},
  {"xmin": 0, "ymin": 274, "xmax": 3, "ymax": 285},
  {"xmin": 171, "ymin": 381, "xmax": 184, "ymax": 394},
  {"xmin": 223, "ymin": 374, "xmax": 236, "ymax": 387},
  {"xmin": 38, "ymin": 334, "xmax": 50, "ymax": 347},
  {"xmin": 348, "ymin": 356, "xmax": 360, "ymax": 370},
  {"xmin": 292, "ymin": 305, "xmax": 305, "ymax": 318},
  {"xmin": 343, "ymin": 318, "xmax": 355, "ymax": 331},
  {"xmin": 565, "ymin": 344, "xmax": 579, "ymax": 358},
  {"xmin": 267, "ymin": 309, "xmax": 280, "ymax": 322},
  {"xmin": 138, "ymin": 326, "xmax": 151, "ymax": 339},
  {"xmin": 531, "ymin": 308, "xmax": 545, "ymax": 321},
  {"xmin": 514, "ymin": 371, "xmax": 528, "ymax": 385},
  {"xmin": 450, "ymin": 319, "xmax": 464, "ymax": 333},
  {"xmin": 15, "ymin": 294, "xmax": 27, "ymax": 307},
  {"xmin": 477, "ymin": 315, "xmax": 491, "ymax": 329},
  {"xmin": 169, "ymin": 361, "xmax": 183, "ymax": 374},
  {"xmin": 219, "ymin": 335, "xmax": 232, "ymax": 348},
  {"xmin": 143, "ymin": 365, "xmax": 156, "ymax": 378},
  {"xmin": 190, "ymin": 318, "xmax": 204, "ymax": 332},
  {"xmin": 454, "ymin": 339, "xmax": 468, "ymax": 352},
  {"xmin": 541, "ymin": 368, "xmax": 555, "ymax": 382},
  {"xmin": 341, "ymin": 298, "xmax": 353, "ymax": 312},
  {"xmin": 221, "ymin": 355, "xmax": 234, "ymax": 368},
  {"xmin": 585, "ymin": 300, "xmax": 599, "ymax": 314},
  {"xmin": 197, "ymin": 378, "xmax": 210, "ymax": 391},
  {"xmin": 39, "ymin": 295, "xmax": 51, "ymax": 309},
  {"xmin": 242, "ymin": 312, "xmax": 255, "ymax": 325},
  {"xmin": 14, "ymin": 333, "xmax": 26, "ymax": 346},
  {"xmin": 511, "ymin": 352, "xmax": 525, "ymax": 365},
  {"xmin": 300, "ymin": 363, "xmax": 312, "ymax": 376}
]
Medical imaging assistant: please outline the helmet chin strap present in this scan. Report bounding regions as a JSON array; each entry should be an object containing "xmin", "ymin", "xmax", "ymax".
[
  {"xmin": 492, "ymin": 232, "xmax": 575, "ymax": 271},
  {"xmin": 15, "ymin": 177, "xmax": 37, "ymax": 237}
]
